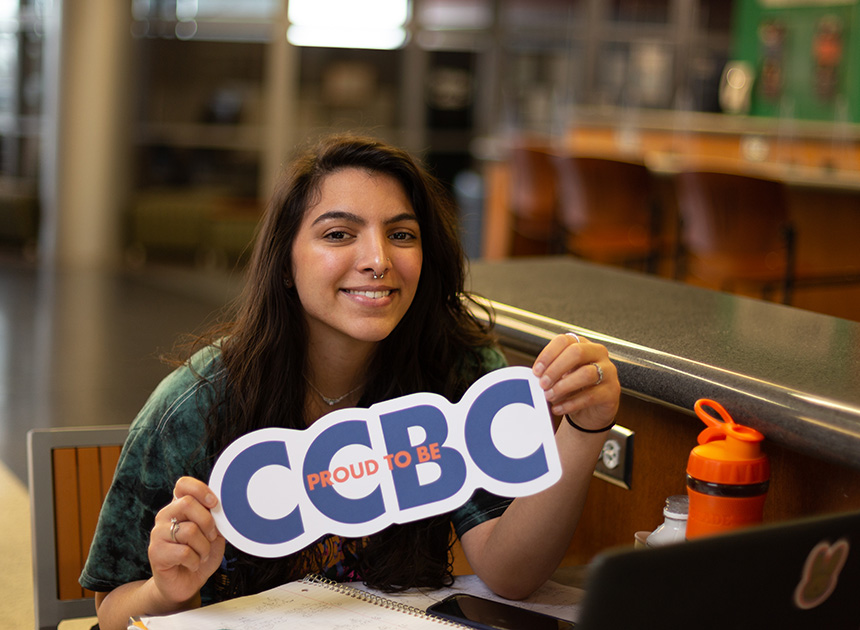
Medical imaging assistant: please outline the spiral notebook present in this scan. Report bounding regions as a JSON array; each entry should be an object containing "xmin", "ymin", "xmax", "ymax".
[{"xmin": 134, "ymin": 574, "xmax": 467, "ymax": 629}]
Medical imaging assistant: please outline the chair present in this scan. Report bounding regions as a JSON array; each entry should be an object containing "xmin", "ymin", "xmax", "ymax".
[
  {"xmin": 673, "ymin": 170, "xmax": 795, "ymax": 303},
  {"xmin": 28, "ymin": 425, "xmax": 129, "ymax": 630},
  {"xmin": 551, "ymin": 155, "xmax": 662, "ymax": 272},
  {"xmin": 507, "ymin": 145, "xmax": 564, "ymax": 256}
]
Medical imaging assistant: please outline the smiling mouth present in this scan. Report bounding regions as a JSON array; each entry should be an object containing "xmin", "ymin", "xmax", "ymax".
[{"xmin": 343, "ymin": 289, "xmax": 393, "ymax": 299}]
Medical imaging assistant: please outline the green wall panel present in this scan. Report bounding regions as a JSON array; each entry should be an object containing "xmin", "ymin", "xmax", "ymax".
[{"xmin": 733, "ymin": 0, "xmax": 859, "ymax": 122}]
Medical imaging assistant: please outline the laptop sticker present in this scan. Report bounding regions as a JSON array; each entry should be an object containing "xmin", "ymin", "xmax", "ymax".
[{"xmin": 793, "ymin": 538, "xmax": 850, "ymax": 610}]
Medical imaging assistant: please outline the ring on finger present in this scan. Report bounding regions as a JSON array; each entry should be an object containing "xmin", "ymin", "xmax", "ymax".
[
  {"xmin": 591, "ymin": 362, "xmax": 604, "ymax": 386},
  {"xmin": 169, "ymin": 517, "xmax": 180, "ymax": 543},
  {"xmin": 565, "ymin": 331, "xmax": 581, "ymax": 343}
]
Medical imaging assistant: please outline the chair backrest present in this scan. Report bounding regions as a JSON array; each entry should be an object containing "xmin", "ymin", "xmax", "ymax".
[
  {"xmin": 28, "ymin": 425, "xmax": 129, "ymax": 630},
  {"xmin": 507, "ymin": 145, "xmax": 561, "ymax": 254},
  {"xmin": 675, "ymin": 170, "xmax": 790, "ymax": 258},
  {"xmin": 551, "ymin": 155, "xmax": 654, "ymax": 234},
  {"xmin": 549, "ymin": 155, "xmax": 661, "ymax": 270},
  {"xmin": 673, "ymin": 169, "xmax": 795, "ymax": 301}
]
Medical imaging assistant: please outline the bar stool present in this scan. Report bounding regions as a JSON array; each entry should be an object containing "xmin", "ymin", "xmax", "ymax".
[
  {"xmin": 674, "ymin": 170, "xmax": 796, "ymax": 303},
  {"xmin": 507, "ymin": 145, "xmax": 564, "ymax": 256},
  {"xmin": 551, "ymin": 155, "xmax": 662, "ymax": 271}
]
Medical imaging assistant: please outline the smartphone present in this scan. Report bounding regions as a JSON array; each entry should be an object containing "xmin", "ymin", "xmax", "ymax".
[{"xmin": 426, "ymin": 593, "xmax": 575, "ymax": 630}]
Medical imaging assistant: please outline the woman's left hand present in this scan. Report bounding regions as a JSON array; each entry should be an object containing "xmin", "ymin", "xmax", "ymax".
[
  {"xmin": 532, "ymin": 332, "xmax": 620, "ymax": 432},
  {"xmin": 459, "ymin": 332, "xmax": 621, "ymax": 600}
]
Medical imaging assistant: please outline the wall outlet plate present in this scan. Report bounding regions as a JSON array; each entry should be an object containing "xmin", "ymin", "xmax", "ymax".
[{"xmin": 593, "ymin": 425, "xmax": 634, "ymax": 489}]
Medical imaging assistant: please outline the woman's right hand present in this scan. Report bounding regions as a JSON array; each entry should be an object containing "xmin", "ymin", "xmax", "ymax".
[{"xmin": 147, "ymin": 476, "xmax": 226, "ymax": 607}]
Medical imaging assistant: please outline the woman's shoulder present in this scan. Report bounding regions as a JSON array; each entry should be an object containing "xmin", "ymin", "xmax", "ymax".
[
  {"xmin": 460, "ymin": 343, "xmax": 508, "ymax": 378},
  {"xmin": 477, "ymin": 344, "xmax": 508, "ymax": 371},
  {"xmin": 130, "ymin": 344, "xmax": 226, "ymax": 436}
]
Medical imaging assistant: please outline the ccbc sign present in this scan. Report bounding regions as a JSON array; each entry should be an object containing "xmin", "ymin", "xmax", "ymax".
[{"xmin": 209, "ymin": 366, "xmax": 561, "ymax": 557}]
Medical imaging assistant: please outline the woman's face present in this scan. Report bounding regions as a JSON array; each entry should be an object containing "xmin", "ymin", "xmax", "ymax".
[{"xmin": 290, "ymin": 167, "xmax": 423, "ymax": 351}]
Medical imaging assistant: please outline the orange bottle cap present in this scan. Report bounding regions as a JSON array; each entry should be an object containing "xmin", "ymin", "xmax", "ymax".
[{"xmin": 686, "ymin": 399, "xmax": 770, "ymax": 485}]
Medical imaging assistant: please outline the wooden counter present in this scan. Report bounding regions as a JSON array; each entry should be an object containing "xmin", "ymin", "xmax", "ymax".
[{"xmin": 562, "ymin": 107, "xmax": 860, "ymax": 170}]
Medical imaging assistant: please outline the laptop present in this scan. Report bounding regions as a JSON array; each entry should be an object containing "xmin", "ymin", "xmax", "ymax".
[{"xmin": 576, "ymin": 509, "xmax": 860, "ymax": 629}]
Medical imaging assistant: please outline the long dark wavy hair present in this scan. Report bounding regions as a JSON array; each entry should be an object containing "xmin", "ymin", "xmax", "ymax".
[{"xmin": 196, "ymin": 134, "xmax": 497, "ymax": 598}]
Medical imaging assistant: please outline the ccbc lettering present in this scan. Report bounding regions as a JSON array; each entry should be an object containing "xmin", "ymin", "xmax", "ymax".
[{"xmin": 209, "ymin": 366, "xmax": 561, "ymax": 558}]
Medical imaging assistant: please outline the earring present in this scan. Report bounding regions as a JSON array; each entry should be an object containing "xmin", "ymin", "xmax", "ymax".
[{"xmin": 284, "ymin": 277, "xmax": 293, "ymax": 288}]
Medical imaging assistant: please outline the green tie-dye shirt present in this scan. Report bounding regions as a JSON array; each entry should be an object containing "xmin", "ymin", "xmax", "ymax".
[{"xmin": 79, "ymin": 344, "xmax": 512, "ymax": 604}]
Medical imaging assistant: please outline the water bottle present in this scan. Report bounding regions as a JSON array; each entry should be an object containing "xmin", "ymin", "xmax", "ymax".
[
  {"xmin": 645, "ymin": 495, "xmax": 688, "ymax": 547},
  {"xmin": 686, "ymin": 399, "xmax": 770, "ymax": 539}
]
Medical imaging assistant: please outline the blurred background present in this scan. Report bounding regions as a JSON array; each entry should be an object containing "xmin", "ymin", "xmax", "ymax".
[
  {"xmin": 2, "ymin": 4, "xmax": 860, "ymax": 626},
  {"xmin": 2, "ymin": 0, "xmax": 858, "ymax": 273},
  {"xmin": 1, "ymin": 0, "xmax": 860, "ymax": 481}
]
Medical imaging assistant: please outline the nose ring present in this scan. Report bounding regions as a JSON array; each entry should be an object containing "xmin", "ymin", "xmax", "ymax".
[{"xmin": 372, "ymin": 257, "xmax": 391, "ymax": 280}]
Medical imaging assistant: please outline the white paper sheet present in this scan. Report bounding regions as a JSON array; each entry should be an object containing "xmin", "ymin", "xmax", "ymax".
[{"xmin": 135, "ymin": 574, "xmax": 585, "ymax": 629}]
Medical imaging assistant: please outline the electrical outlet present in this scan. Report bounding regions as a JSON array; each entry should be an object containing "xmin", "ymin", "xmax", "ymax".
[{"xmin": 593, "ymin": 425, "xmax": 634, "ymax": 489}]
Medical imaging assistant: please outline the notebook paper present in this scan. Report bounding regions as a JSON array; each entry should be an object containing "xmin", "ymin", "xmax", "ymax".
[{"xmin": 136, "ymin": 574, "xmax": 584, "ymax": 630}]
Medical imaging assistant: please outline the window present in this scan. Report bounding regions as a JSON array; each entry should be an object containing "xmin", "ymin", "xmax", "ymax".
[{"xmin": 287, "ymin": 0, "xmax": 410, "ymax": 50}]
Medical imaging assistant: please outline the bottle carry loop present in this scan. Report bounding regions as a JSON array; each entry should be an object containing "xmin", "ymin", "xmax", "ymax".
[{"xmin": 694, "ymin": 399, "xmax": 765, "ymax": 447}]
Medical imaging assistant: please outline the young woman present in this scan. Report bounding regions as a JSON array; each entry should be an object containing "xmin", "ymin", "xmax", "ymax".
[{"xmin": 81, "ymin": 134, "xmax": 620, "ymax": 630}]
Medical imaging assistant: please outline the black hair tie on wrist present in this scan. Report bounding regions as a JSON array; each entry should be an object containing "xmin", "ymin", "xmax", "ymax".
[{"xmin": 565, "ymin": 414, "xmax": 616, "ymax": 433}]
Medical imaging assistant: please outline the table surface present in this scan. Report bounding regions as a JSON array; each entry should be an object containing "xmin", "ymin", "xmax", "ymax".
[{"xmin": 466, "ymin": 257, "xmax": 860, "ymax": 470}]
